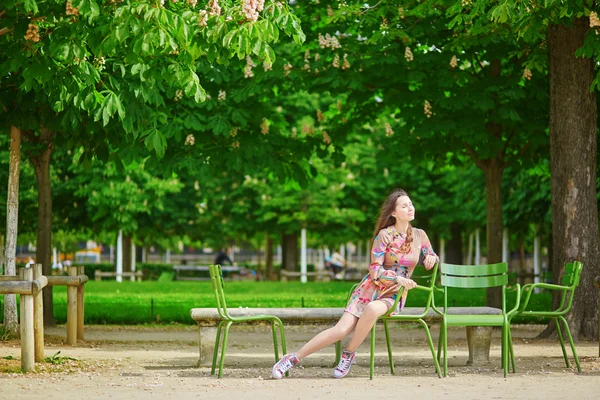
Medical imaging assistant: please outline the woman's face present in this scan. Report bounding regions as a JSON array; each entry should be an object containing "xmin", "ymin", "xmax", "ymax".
[{"xmin": 393, "ymin": 195, "xmax": 415, "ymax": 223}]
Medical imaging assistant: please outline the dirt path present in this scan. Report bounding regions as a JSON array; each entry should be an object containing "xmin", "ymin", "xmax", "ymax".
[{"xmin": 1, "ymin": 324, "xmax": 599, "ymax": 399}]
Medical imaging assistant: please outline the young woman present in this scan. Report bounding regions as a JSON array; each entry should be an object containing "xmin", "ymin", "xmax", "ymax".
[{"xmin": 272, "ymin": 188, "xmax": 439, "ymax": 379}]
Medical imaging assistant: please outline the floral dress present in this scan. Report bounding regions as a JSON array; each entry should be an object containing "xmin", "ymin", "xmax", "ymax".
[{"xmin": 345, "ymin": 225, "xmax": 439, "ymax": 318}]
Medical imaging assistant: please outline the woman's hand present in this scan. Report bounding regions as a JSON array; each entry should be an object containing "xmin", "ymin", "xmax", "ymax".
[
  {"xmin": 424, "ymin": 255, "xmax": 437, "ymax": 270},
  {"xmin": 397, "ymin": 276, "xmax": 417, "ymax": 290}
]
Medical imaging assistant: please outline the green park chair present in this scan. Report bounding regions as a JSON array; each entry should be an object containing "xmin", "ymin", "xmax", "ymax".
[
  {"xmin": 432, "ymin": 262, "xmax": 521, "ymax": 378},
  {"xmin": 508, "ymin": 261, "xmax": 583, "ymax": 373},
  {"xmin": 208, "ymin": 264, "xmax": 287, "ymax": 378},
  {"xmin": 368, "ymin": 263, "xmax": 442, "ymax": 379}
]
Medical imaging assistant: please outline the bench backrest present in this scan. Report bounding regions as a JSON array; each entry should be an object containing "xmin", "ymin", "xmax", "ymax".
[
  {"xmin": 439, "ymin": 262, "xmax": 509, "ymax": 312},
  {"xmin": 561, "ymin": 261, "xmax": 583, "ymax": 287}
]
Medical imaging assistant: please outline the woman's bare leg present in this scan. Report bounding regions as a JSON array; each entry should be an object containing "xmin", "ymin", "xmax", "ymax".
[
  {"xmin": 295, "ymin": 312, "xmax": 358, "ymax": 360},
  {"xmin": 344, "ymin": 300, "xmax": 389, "ymax": 352}
]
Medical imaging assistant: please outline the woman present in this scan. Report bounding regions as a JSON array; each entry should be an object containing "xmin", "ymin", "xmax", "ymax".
[{"xmin": 272, "ymin": 188, "xmax": 439, "ymax": 379}]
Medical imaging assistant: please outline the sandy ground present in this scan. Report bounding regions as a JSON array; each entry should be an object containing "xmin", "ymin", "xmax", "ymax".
[{"xmin": 1, "ymin": 323, "xmax": 600, "ymax": 400}]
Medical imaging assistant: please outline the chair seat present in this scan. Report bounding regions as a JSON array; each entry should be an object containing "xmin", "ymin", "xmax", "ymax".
[{"xmin": 444, "ymin": 314, "xmax": 506, "ymax": 326}]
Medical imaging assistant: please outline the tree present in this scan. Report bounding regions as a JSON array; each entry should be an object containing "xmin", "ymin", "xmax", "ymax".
[
  {"xmin": 484, "ymin": 0, "xmax": 600, "ymax": 339},
  {"xmin": 0, "ymin": 0, "xmax": 304, "ymax": 324}
]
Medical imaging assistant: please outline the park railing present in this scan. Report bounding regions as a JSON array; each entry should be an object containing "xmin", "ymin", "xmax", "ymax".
[
  {"xmin": 0, "ymin": 264, "xmax": 47, "ymax": 372},
  {"xmin": 46, "ymin": 266, "xmax": 88, "ymax": 345}
]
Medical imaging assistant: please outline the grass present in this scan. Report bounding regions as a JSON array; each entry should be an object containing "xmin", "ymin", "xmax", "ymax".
[{"xmin": 0, "ymin": 280, "xmax": 552, "ymax": 325}]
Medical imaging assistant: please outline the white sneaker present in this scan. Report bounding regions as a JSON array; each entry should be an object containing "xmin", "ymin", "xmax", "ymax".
[
  {"xmin": 272, "ymin": 353, "xmax": 299, "ymax": 379},
  {"xmin": 333, "ymin": 350, "xmax": 355, "ymax": 378}
]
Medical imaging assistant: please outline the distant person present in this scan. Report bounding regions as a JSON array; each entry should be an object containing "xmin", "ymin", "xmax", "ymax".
[
  {"xmin": 214, "ymin": 249, "xmax": 234, "ymax": 266},
  {"xmin": 325, "ymin": 251, "xmax": 347, "ymax": 280},
  {"xmin": 271, "ymin": 188, "xmax": 439, "ymax": 379}
]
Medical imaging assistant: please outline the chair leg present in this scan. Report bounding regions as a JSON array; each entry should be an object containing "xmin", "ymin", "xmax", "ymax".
[
  {"xmin": 270, "ymin": 321, "xmax": 280, "ymax": 362},
  {"xmin": 437, "ymin": 324, "xmax": 443, "ymax": 365},
  {"xmin": 278, "ymin": 321, "xmax": 288, "ymax": 376},
  {"xmin": 217, "ymin": 321, "xmax": 233, "ymax": 378},
  {"xmin": 370, "ymin": 325, "xmax": 376, "ymax": 380},
  {"xmin": 502, "ymin": 324, "xmax": 508, "ymax": 378},
  {"xmin": 555, "ymin": 317, "xmax": 571, "ymax": 369},
  {"xmin": 507, "ymin": 325, "xmax": 516, "ymax": 373},
  {"xmin": 558, "ymin": 316, "xmax": 582, "ymax": 373},
  {"xmin": 211, "ymin": 321, "xmax": 225, "ymax": 376},
  {"xmin": 335, "ymin": 341, "xmax": 341, "ymax": 366},
  {"xmin": 418, "ymin": 320, "xmax": 441, "ymax": 378},
  {"xmin": 383, "ymin": 320, "xmax": 395, "ymax": 375},
  {"xmin": 442, "ymin": 320, "xmax": 448, "ymax": 377}
]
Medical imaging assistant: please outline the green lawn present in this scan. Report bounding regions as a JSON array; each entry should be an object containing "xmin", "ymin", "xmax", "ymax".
[{"xmin": 0, "ymin": 280, "xmax": 552, "ymax": 325}]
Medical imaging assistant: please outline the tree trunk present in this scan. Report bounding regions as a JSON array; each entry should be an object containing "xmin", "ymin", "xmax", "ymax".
[
  {"xmin": 28, "ymin": 129, "xmax": 55, "ymax": 327},
  {"xmin": 265, "ymin": 234, "xmax": 273, "ymax": 280},
  {"xmin": 445, "ymin": 222, "xmax": 464, "ymax": 265},
  {"xmin": 544, "ymin": 18, "xmax": 599, "ymax": 339},
  {"xmin": 3, "ymin": 126, "xmax": 21, "ymax": 336},
  {"xmin": 282, "ymin": 231, "xmax": 298, "ymax": 272},
  {"xmin": 481, "ymin": 159, "xmax": 504, "ymax": 308}
]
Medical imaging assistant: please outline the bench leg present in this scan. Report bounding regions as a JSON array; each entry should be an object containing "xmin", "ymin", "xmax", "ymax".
[{"xmin": 466, "ymin": 326, "xmax": 492, "ymax": 365}]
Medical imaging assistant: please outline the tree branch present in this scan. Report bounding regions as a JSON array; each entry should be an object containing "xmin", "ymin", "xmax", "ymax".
[
  {"xmin": 462, "ymin": 141, "xmax": 484, "ymax": 169},
  {"xmin": 0, "ymin": 27, "xmax": 10, "ymax": 36}
]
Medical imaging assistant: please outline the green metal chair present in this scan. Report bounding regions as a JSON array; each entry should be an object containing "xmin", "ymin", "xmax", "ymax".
[
  {"xmin": 508, "ymin": 261, "xmax": 583, "ymax": 373},
  {"xmin": 368, "ymin": 263, "xmax": 442, "ymax": 379},
  {"xmin": 208, "ymin": 264, "xmax": 287, "ymax": 378},
  {"xmin": 432, "ymin": 262, "xmax": 520, "ymax": 378}
]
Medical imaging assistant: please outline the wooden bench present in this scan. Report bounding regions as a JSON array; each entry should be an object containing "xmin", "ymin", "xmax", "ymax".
[
  {"xmin": 94, "ymin": 270, "xmax": 143, "ymax": 281},
  {"xmin": 189, "ymin": 306, "xmax": 500, "ymax": 367},
  {"xmin": 173, "ymin": 265, "xmax": 246, "ymax": 281},
  {"xmin": 280, "ymin": 269, "xmax": 330, "ymax": 282}
]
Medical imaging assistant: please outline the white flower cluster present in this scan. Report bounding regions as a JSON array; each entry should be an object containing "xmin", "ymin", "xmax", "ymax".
[
  {"xmin": 283, "ymin": 62, "xmax": 293, "ymax": 77},
  {"xmin": 384, "ymin": 122, "xmax": 394, "ymax": 137},
  {"xmin": 424, "ymin": 100, "xmax": 432, "ymax": 118},
  {"xmin": 187, "ymin": 0, "xmax": 197, "ymax": 7},
  {"xmin": 332, "ymin": 54, "xmax": 340, "ymax": 68},
  {"xmin": 95, "ymin": 56, "xmax": 106, "ymax": 71},
  {"xmin": 327, "ymin": 5, "xmax": 334, "ymax": 17},
  {"xmin": 405, "ymin": 47, "xmax": 413, "ymax": 62},
  {"xmin": 242, "ymin": 0, "xmax": 265, "ymax": 22},
  {"xmin": 261, "ymin": 119, "xmax": 269, "ymax": 135},
  {"xmin": 244, "ymin": 56, "xmax": 256, "ymax": 78},
  {"xmin": 398, "ymin": 7, "xmax": 405, "ymax": 19},
  {"xmin": 229, "ymin": 127, "xmax": 238, "ymax": 137},
  {"xmin": 232, "ymin": 140, "xmax": 240, "ymax": 149},
  {"xmin": 25, "ymin": 24, "xmax": 40, "ymax": 42},
  {"xmin": 323, "ymin": 131, "xmax": 331, "ymax": 144},
  {"xmin": 318, "ymin": 33, "xmax": 342, "ymax": 50},
  {"xmin": 198, "ymin": 10, "xmax": 208, "ymax": 27},
  {"xmin": 316, "ymin": 109, "xmax": 325, "ymax": 122},
  {"xmin": 66, "ymin": 0, "xmax": 79, "ymax": 16},
  {"xmin": 590, "ymin": 12, "xmax": 600, "ymax": 28},
  {"xmin": 208, "ymin": 0, "xmax": 221, "ymax": 17},
  {"xmin": 523, "ymin": 68, "xmax": 532, "ymax": 81},
  {"xmin": 263, "ymin": 61, "xmax": 273, "ymax": 72},
  {"xmin": 218, "ymin": 89, "xmax": 226, "ymax": 101},
  {"xmin": 185, "ymin": 134, "xmax": 195, "ymax": 146},
  {"xmin": 302, "ymin": 122, "xmax": 314, "ymax": 135},
  {"xmin": 341, "ymin": 54, "xmax": 350, "ymax": 70},
  {"xmin": 450, "ymin": 55, "xmax": 457, "ymax": 69},
  {"xmin": 174, "ymin": 89, "xmax": 184, "ymax": 101}
]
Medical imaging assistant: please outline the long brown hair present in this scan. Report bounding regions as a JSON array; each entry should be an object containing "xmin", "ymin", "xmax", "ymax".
[{"xmin": 372, "ymin": 188, "xmax": 413, "ymax": 253}]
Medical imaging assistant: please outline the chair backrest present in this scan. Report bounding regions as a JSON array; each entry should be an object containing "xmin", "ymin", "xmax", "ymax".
[
  {"xmin": 208, "ymin": 264, "xmax": 232, "ymax": 320},
  {"xmin": 440, "ymin": 262, "xmax": 508, "ymax": 288},
  {"xmin": 561, "ymin": 261, "xmax": 583, "ymax": 287},
  {"xmin": 559, "ymin": 261, "xmax": 584, "ymax": 313},
  {"xmin": 439, "ymin": 262, "xmax": 508, "ymax": 312}
]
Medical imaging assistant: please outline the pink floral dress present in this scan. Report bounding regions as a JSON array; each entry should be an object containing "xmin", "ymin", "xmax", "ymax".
[{"xmin": 345, "ymin": 225, "xmax": 439, "ymax": 318}]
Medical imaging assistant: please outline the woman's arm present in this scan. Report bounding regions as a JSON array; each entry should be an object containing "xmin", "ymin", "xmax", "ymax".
[
  {"xmin": 369, "ymin": 228, "xmax": 393, "ymax": 283},
  {"xmin": 418, "ymin": 229, "xmax": 439, "ymax": 270}
]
